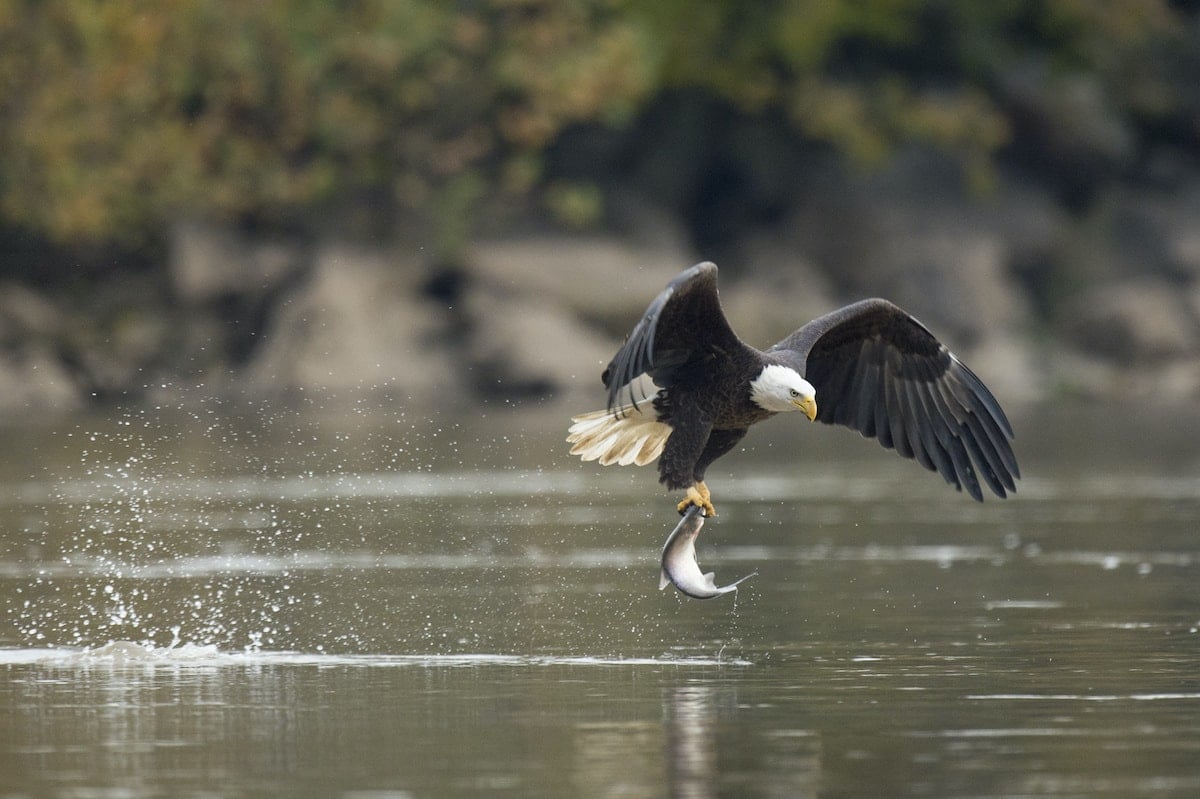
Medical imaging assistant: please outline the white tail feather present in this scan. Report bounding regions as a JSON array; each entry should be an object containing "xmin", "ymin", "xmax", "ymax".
[{"xmin": 567, "ymin": 405, "xmax": 670, "ymax": 467}]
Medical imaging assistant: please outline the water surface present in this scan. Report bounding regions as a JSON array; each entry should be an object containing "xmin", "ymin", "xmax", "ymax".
[{"xmin": 1, "ymin": 399, "xmax": 1198, "ymax": 797}]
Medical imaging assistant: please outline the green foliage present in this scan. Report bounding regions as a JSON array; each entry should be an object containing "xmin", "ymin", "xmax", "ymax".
[
  {"xmin": 0, "ymin": 0, "xmax": 656, "ymax": 249},
  {"xmin": 543, "ymin": 181, "xmax": 605, "ymax": 229},
  {"xmin": 628, "ymin": 0, "xmax": 1191, "ymax": 183},
  {"xmin": 0, "ymin": 0, "xmax": 1194, "ymax": 251}
]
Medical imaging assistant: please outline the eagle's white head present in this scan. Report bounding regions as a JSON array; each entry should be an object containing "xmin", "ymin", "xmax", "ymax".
[{"xmin": 750, "ymin": 364, "xmax": 818, "ymax": 419}]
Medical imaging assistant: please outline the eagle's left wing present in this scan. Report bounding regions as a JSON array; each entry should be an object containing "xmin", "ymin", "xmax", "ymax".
[{"xmin": 769, "ymin": 299, "xmax": 1019, "ymax": 500}]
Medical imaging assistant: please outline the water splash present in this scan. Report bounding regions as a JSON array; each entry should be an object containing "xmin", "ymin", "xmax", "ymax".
[{"xmin": 12, "ymin": 401, "xmax": 318, "ymax": 653}]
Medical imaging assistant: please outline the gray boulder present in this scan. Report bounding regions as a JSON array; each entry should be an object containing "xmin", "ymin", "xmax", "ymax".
[
  {"xmin": 169, "ymin": 219, "xmax": 305, "ymax": 304},
  {"xmin": 0, "ymin": 282, "xmax": 83, "ymax": 412},
  {"xmin": 238, "ymin": 243, "xmax": 456, "ymax": 400},
  {"xmin": 461, "ymin": 236, "xmax": 695, "ymax": 399},
  {"xmin": 1062, "ymin": 277, "xmax": 1197, "ymax": 365}
]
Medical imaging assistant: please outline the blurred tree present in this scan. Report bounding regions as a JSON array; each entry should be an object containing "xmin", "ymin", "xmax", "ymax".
[
  {"xmin": 627, "ymin": 0, "xmax": 1195, "ymax": 195},
  {"xmin": 0, "ymin": 0, "xmax": 1195, "ymax": 257},
  {"xmin": 0, "ymin": 0, "xmax": 656, "ymax": 256}
]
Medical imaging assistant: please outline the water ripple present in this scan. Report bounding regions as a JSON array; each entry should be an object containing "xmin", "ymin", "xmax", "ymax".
[
  {"xmin": 2, "ymin": 543, "xmax": 1196, "ymax": 579},
  {"xmin": 6, "ymin": 469, "xmax": 1199, "ymax": 506},
  {"xmin": 0, "ymin": 643, "xmax": 752, "ymax": 669}
]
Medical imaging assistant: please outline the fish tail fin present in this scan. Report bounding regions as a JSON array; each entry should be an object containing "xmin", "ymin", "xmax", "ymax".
[{"xmin": 567, "ymin": 405, "xmax": 670, "ymax": 467}]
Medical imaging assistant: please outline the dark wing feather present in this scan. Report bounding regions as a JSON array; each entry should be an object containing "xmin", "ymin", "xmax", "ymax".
[
  {"xmin": 602, "ymin": 262, "xmax": 748, "ymax": 412},
  {"xmin": 769, "ymin": 298, "xmax": 1018, "ymax": 500}
]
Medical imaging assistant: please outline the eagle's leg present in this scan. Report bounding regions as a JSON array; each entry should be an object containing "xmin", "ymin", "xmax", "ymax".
[
  {"xmin": 673, "ymin": 427, "xmax": 748, "ymax": 517},
  {"xmin": 677, "ymin": 481, "xmax": 716, "ymax": 517}
]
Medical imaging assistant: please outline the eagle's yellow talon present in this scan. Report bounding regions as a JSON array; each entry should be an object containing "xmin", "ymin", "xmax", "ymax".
[{"xmin": 677, "ymin": 482, "xmax": 717, "ymax": 517}]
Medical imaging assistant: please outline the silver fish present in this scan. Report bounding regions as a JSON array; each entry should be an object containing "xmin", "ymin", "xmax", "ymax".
[{"xmin": 659, "ymin": 505, "xmax": 756, "ymax": 600}]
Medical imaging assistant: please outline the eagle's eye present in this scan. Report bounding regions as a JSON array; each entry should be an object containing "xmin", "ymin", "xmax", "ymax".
[{"xmin": 789, "ymin": 389, "xmax": 799, "ymax": 397}]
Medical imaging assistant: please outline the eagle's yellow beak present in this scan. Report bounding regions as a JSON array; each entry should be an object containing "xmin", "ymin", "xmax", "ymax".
[{"xmin": 794, "ymin": 396, "xmax": 817, "ymax": 421}]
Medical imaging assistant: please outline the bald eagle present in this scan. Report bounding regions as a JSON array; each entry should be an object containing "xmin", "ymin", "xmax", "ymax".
[{"xmin": 567, "ymin": 262, "xmax": 1018, "ymax": 516}]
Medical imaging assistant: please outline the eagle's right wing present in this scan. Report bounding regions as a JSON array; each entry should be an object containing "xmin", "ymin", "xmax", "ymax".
[{"xmin": 602, "ymin": 262, "xmax": 747, "ymax": 412}]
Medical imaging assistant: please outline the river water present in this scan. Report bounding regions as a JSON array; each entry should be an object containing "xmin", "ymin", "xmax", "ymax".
[{"xmin": 1, "ymin": 398, "xmax": 1198, "ymax": 797}]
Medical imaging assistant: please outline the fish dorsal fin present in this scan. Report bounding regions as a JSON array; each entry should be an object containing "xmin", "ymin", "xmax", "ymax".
[{"xmin": 703, "ymin": 571, "xmax": 717, "ymax": 587}]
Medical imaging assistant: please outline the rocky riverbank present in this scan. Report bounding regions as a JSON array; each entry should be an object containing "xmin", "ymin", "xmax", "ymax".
[{"xmin": 2, "ymin": 152, "xmax": 1199, "ymax": 417}]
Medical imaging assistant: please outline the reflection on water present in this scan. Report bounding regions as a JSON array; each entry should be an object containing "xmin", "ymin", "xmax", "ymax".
[
  {"xmin": 573, "ymin": 721, "xmax": 664, "ymax": 799},
  {"xmin": 667, "ymin": 686, "xmax": 718, "ymax": 799},
  {"xmin": 1, "ymin": 400, "xmax": 1199, "ymax": 796},
  {"xmin": 662, "ymin": 684, "xmax": 824, "ymax": 799},
  {"xmin": 2, "ymin": 649, "xmax": 761, "ymax": 798},
  {"xmin": 0, "ymin": 647, "xmax": 827, "ymax": 798}
]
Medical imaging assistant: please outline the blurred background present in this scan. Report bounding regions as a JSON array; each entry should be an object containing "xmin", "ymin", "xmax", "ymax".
[
  {"xmin": 3, "ymin": 9, "xmax": 1200, "ymax": 795},
  {"xmin": 2, "ymin": 0, "xmax": 1199, "ymax": 415}
]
